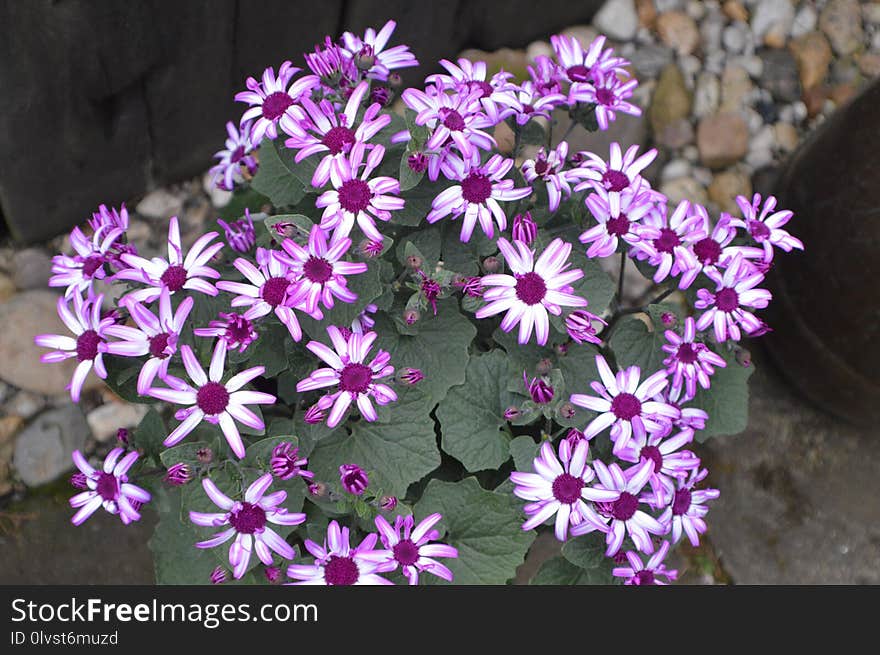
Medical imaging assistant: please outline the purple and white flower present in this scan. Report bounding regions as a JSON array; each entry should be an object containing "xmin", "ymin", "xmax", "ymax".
[
  {"xmin": 217, "ymin": 208, "xmax": 256, "ymax": 253},
  {"xmin": 427, "ymin": 154, "xmax": 531, "ymax": 242},
  {"xmin": 569, "ymin": 355, "xmax": 679, "ymax": 454},
  {"xmin": 631, "ymin": 199, "xmax": 706, "ymax": 287},
  {"xmin": 362, "ymin": 513, "xmax": 459, "ymax": 585},
  {"xmin": 565, "ymin": 309, "xmax": 606, "ymax": 346},
  {"xmin": 401, "ymin": 85, "xmax": 496, "ymax": 159},
  {"xmin": 278, "ymin": 225, "xmax": 367, "ymax": 315},
  {"xmin": 732, "ymin": 193, "xmax": 804, "ymax": 262},
  {"xmin": 35, "ymin": 292, "xmax": 138, "ymax": 402},
  {"xmin": 656, "ymin": 468, "xmax": 720, "ymax": 547},
  {"xmin": 281, "ymin": 81, "xmax": 390, "ymax": 188},
  {"xmin": 316, "ymin": 143, "xmax": 403, "ymax": 242},
  {"xmin": 511, "ymin": 440, "xmax": 618, "ymax": 542},
  {"xmin": 235, "ymin": 61, "xmax": 318, "ymax": 143},
  {"xmin": 662, "ymin": 317, "xmax": 727, "ymax": 398},
  {"xmin": 571, "ymin": 142, "xmax": 657, "ymax": 197},
  {"xmin": 476, "ymin": 237, "xmax": 587, "ymax": 346},
  {"xmin": 209, "ymin": 120, "xmax": 259, "ymax": 191},
  {"xmin": 339, "ymin": 463, "xmax": 369, "ymax": 495},
  {"xmin": 117, "ymin": 217, "xmax": 223, "ymax": 303},
  {"xmin": 612, "ymin": 540, "xmax": 678, "ymax": 585},
  {"xmin": 339, "ymin": 20, "xmax": 419, "ymax": 82},
  {"xmin": 50, "ymin": 223, "xmax": 124, "ymax": 297},
  {"xmin": 270, "ymin": 442, "xmax": 313, "ymax": 481},
  {"xmin": 190, "ymin": 473, "xmax": 305, "ymax": 579},
  {"xmin": 579, "ymin": 182, "xmax": 655, "ymax": 258},
  {"xmin": 194, "ymin": 312, "xmax": 259, "ymax": 353},
  {"xmin": 296, "ymin": 326, "xmax": 397, "ymax": 428},
  {"xmin": 425, "ymin": 58, "xmax": 521, "ymax": 121},
  {"xmin": 69, "ymin": 448, "xmax": 151, "ymax": 526},
  {"xmin": 509, "ymin": 80, "xmax": 566, "ymax": 126},
  {"xmin": 147, "ymin": 341, "xmax": 275, "ymax": 459},
  {"xmin": 570, "ymin": 70, "xmax": 641, "ymax": 131},
  {"xmin": 571, "ymin": 459, "xmax": 667, "ymax": 555},
  {"xmin": 550, "ymin": 33, "xmax": 629, "ymax": 86},
  {"xmin": 615, "ymin": 429, "xmax": 701, "ymax": 505},
  {"xmin": 216, "ymin": 248, "xmax": 313, "ymax": 342},
  {"xmin": 286, "ymin": 520, "xmax": 395, "ymax": 585},
  {"xmin": 521, "ymin": 142, "xmax": 576, "ymax": 213},
  {"xmin": 695, "ymin": 254, "xmax": 772, "ymax": 342}
]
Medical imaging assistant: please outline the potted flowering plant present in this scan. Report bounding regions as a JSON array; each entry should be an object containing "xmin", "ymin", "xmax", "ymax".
[{"xmin": 36, "ymin": 20, "xmax": 803, "ymax": 585}]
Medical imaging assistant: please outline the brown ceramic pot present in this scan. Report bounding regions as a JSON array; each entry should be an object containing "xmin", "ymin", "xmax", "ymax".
[{"xmin": 764, "ymin": 78, "xmax": 880, "ymax": 426}]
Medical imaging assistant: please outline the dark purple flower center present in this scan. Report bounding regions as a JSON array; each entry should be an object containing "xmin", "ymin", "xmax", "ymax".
[
  {"xmin": 392, "ymin": 539, "xmax": 421, "ymax": 566},
  {"xmin": 596, "ymin": 87, "xmax": 616, "ymax": 106},
  {"xmin": 552, "ymin": 473, "xmax": 584, "ymax": 504},
  {"xmin": 322, "ymin": 126, "xmax": 357, "ymax": 155},
  {"xmin": 227, "ymin": 317, "xmax": 254, "ymax": 342},
  {"xmin": 149, "ymin": 332, "xmax": 172, "ymax": 359},
  {"xmin": 654, "ymin": 228, "xmax": 681, "ymax": 254},
  {"xmin": 602, "ymin": 169, "xmax": 630, "ymax": 192},
  {"xmin": 714, "ymin": 287, "xmax": 740, "ymax": 312},
  {"xmin": 677, "ymin": 342, "xmax": 699, "ymax": 364},
  {"xmin": 230, "ymin": 146, "xmax": 246, "ymax": 163},
  {"xmin": 76, "ymin": 330, "xmax": 102, "ymax": 362},
  {"xmin": 82, "ymin": 255, "xmax": 106, "ymax": 278},
  {"xmin": 460, "ymin": 173, "xmax": 492, "ymax": 204},
  {"xmin": 161, "ymin": 265, "xmax": 188, "ymax": 292},
  {"xmin": 324, "ymin": 556, "xmax": 359, "ymax": 585},
  {"xmin": 534, "ymin": 158, "xmax": 550, "ymax": 176},
  {"xmin": 611, "ymin": 492, "xmax": 639, "ymax": 521},
  {"xmin": 515, "ymin": 272, "xmax": 547, "ymax": 305},
  {"xmin": 441, "ymin": 109, "xmax": 466, "ymax": 131},
  {"xmin": 522, "ymin": 103, "xmax": 535, "ymax": 115},
  {"xmin": 693, "ymin": 238, "xmax": 721, "ymax": 265},
  {"xmin": 748, "ymin": 220, "xmax": 771, "ymax": 240},
  {"xmin": 672, "ymin": 488, "xmax": 692, "ymax": 516},
  {"xmin": 196, "ymin": 381, "xmax": 230, "ymax": 415},
  {"xmin": 228, "ymin": 502, "xmax": 267, "ymax": 534},
  {"xmin": 303, "ymin": 256, "xmax": 333, "ymax": 284},
  {"xmin": 338, "ymin": 363, "xmax": 372, "ymax": 394},
  {"xmin": 567, "ymin": 64, "xmax": 591, "ymax": 82},
  {"xmin": 261, "ymin": 277, "xmax": 290, "ymax": 307},
  {"xmin": 606, "ymin": 213, "xmax": 631, "ymax": 237},
  {"xmin": 338, "ymin": 179, "xmax": 372, "ymax": 213},
  {"xmin": 261, "ymin": 91, "xmax": 294, "ymax": 121},
  {"xmin": 633, "ymin": 569, "xmax": 656, "ymax": 585},
  {"xmin": 611, "ymin": 393, "xmax": 642, "ymax": 420},
  {"xmin": 640, "ymin": 445, "xmax": 663, "ymax": 472},
  {"xmin": 95, "ymin": 472, "xmax": 118, "ymax": 501}
]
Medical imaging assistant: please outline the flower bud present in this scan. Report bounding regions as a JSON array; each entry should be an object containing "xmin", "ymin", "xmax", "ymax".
[
  {"xmin": 339, "ymin": 464, "xmax": 369, "ymax": 496},
  {"xmin": 407, "ymin": 151, "xmax": 428, "ymax": 172},
  {"xmin": 535, "ymin": 358, "xmax": 553, "ymax": 376},
  {"xmin": 512, "ymin": 211, "xmax": 537, "ymax": 245},
  {"xmin": 661, "ymin": 312, "xmax": 677, "ymax": 327},
  {"xmin": 558, "ymin": 402, "xmax": 576, "ymax": 420},
  {"xmin": 404, "ymin": 309, "xmax": 420, "ymax": 325},
  {"xmin": 210, "ymin": 566, "xmax": 227, "ymax": 585},
  {"xmin": 482, "ymin": 256, "xmax": 500, "ymax": 273},
  {"xmin": 735, "ymin": 347, "xmax": 752, "ymax": 367},
  {"xmin": 355, "ymin": 45, "xmax": 376, "ymax": 70},
  {"xmin": 308, "ymin": 481, "xmax": 328, "ymax": 498},
  {"xmin": 380, "ymin": 496, "xmax": 398, "ymax": 511},
  {"xmin": 70, "ymin": 472, "xmax": 88, "ymax": 490},
  {"xmin": 116, "ymin": 428, "xmax": 130, "ymax": 445},
  {"xmin": 388, "ymin": 72, "xmax": 402, "ymax": 88},
  {"xmin": 399, "ymin": 368, "xmax": 424, "ymax": 385},
  {"xmin": 504, "ymin": 406, "xmax": 521, "ymax": 421},
  {"xmin": 196, "ymin": 447, "xmax": 214, "ymax": 464},
  {"xmin": 406, "ymin": 254, "xmax": 423, "ymax": 269},
  {"xmin": 264, "ymin": 566, "xmax": 281, "ymax": 584},
  {"xmin": 163, "ymin": 463, "xmax": 190, "ymax": 486}
]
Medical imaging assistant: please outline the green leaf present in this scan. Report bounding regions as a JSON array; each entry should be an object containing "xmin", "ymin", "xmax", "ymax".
[
  {"xmin": 217, "ymin": 187, "xmax": 270, "ymax": 222},
  {"xmin": 149, "ymin": 487, "xmax": 225, "ymax": 585},
  {"xmin": 561, "ymin": 534, "xmax": 615, "ymax": 584},
  {"xmin": 509, "ymin": 435, "xmax": 540, "ymax": 472},
  {"xmin": 245, "ymin": 321, "xmax": 291, "ymax": 377},
  {"xmin": 530, "ymin": 556, "xmax": 609, "ymax": 585},
  {"xmin": 307, "ymin": 386, "xmax": 440, "ymax": 497},
  {"xmin": 690, "ymin": 348, "xmax": 754, "ymax": 440},
  {"xmin": 610, "ymin": 304, "xmax": 681, "ymax": 374},
  {"xmin": 101, "ymin": 355, "xmax": 152, "ymax": 404},
  {"xmin": 250, "ymin": 138, "xmax": 308, "ymax": 207},
  {"xmin": 399, "ymin": 152, "xmax": 424, "ymax": 192},
  {"xmin": 414, "ymin": 477, "xmax": 536, "ymax": 584},
  {"xmin": 373, "ymin": 299, "xmax": 476, "ymax": 404},
  {"xmin": 557, "ymin": 343, "xmax": 600, "ymax": 397},
  {"xmin": 159, "ymin": 441, "xmax": 212, "ymax": 470},
  {"xmin": 132, "ymin": 408, "xmax": 166, "ymax": 460},
  {"xmin": 571, "ymin": 249, "xmax": 616, "ymax": 317},
  {"xmin": 395, "ymin": 177, "xmax": 450, "ymax": 226},
  {"xmin": 437, "ymin": 350, "xmax": 517, "ymax": 472},
  {"xmin": 569, "ymin": 102, "xmax": 599, "ymax": 133}
]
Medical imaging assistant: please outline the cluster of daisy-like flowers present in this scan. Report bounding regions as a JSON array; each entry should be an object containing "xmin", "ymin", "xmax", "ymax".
[{"xmin": 34, "ymin": 18, "xmax": 806, "ymax": 586}]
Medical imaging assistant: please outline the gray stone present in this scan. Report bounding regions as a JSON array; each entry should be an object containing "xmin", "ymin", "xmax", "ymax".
[
  {"xmin": 701, "ymin": 13, "xmax": 725, "ymax": 52},
  {"xmin": 819, "ymin": 0, "xmax": 864, "ymax": 56},
  {"xmin": 13, "ymin": 405, "xmax": 90, "ymax": 487},
  {"xmin": 693, "ymin": 72, "xmax": 721, "ymax": 118},
  {"xmin": 723, "ymin": 23, "xmax": 748, "ymax": 53},
  {"xmin": 656, "ymin": 118, "xmax": 695, "ymax": 149},
  {"xmin": 12, "ymin": 249, "xmax": 52, "ymax": 291},
  {"xmin": 0, "ymin": 291, "xmax": 100, "ymax": 396},
  {"xmin": 751, "ymin": 0, "xmax": 795, "ymax": 47},
  {"xmin": 628, "ymin": 44, "xmax": 674, "ymax": 79},
  {"xmin": 86, "ymin": 402, "xmax": 149, "ymax": 443},
  {"xmin": 135, "ymin": 188, "xmax": 184, "ymax": 220},
  {"xmin": 791, "ymin": 4, "xmax": 818, "ymax": 38},
  {"xmin": 593, "ymin": 0, "xmax": 639, "ymax": 41},
  {"xmin": 6, "ymin": 390, "xmax": 46, "ymax": 420},
  {"xmin": 760, "ymin": 48, "xmax": 802, "ymax": 102},
  {"xmin": 864, "ymin": 3, "xmax": 880, "ymax": 25},
  {"xmin": 660, "ymin": 176, "xmax": 708, "ymax": 206},
  {"xmin": 660, "ymin": 158, "xmax": 693, "ymax": 181},
  {"xmin": 704, "ymin": 50, "xmax": 727, "ymax": 75},
  {"xmin": 701, "ymin": 356, "xmax": 880, "ymax": 584}
]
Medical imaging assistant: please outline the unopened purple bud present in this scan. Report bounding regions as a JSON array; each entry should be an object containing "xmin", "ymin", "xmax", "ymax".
[
  {"xmin": 661, "ymin": 312, "xmax": 677, "ymax": 327},
  {"xmin": 116, "ymin": 428, "xmax": 130, "ymax": 445},
  {"xmin": 400, "ymin": 368, "xmax": 424, "ymax": 385},
  {"xmin": 304, "ymin": 404, "xmax": 326, "ymax": 425},
  {"xmin": 535, "ymin": 358, "xmax": 553, "ymax": 376},
  {"xmin": 380, "ymin": 495, "xmax": 398, "ymax": 511},
  {"xmin": 404, "ymin": 308, "xmax": 420, "ymax": 325},
  {"xmin": 371, "ymin": 86, "xmax": 391, "ymax": 106},
  {"xmin": 308, "ymin": 481, "xmax": 328, "ymax": 497},
  {"xmin": 524, "ymin": 372, "xmax": 554, "ymax": 404},
  {"xmin": 406, "ymin": 254, "xmax": 423, "ymax": 269},
  {"xmin": 504, "ymin": 406, "xmax": 521, "ymax": 421},
  {"xmin": 735, "ymin": 347, "xmax": 752, "ymax": 367},
  {"xmin": 272, "ymin": 221, "xmax": 296, "ymax": 239},
  {"xmin": 361, "ymin": 239, "xmax": 384, "ymax": 258},
  {"xmin": 355, "ymin": 45, "xmax": 376, "ymax": 70},
  {"xmin": 559, "ymin": 402, "xmax": 576, "ymax": 420},
  {"xmin": 211, "ymin": 566, "xmax": 227, "ymax": 585},
  {"xmin": 454, "ymin": 275, "xmax": 484, "ymax": 298},
  {"xmin": 565, "ymin": 310, "xmax": 605, "ymax": 345},
  {"xmin": 512, "ymin": 211, "xmax": 538, "ymax": 245},
  {"xmin": 339, "ymin": 464, "xmax": 369, "ymax": 496},
  {"xmin": 218, "ymin": 210, "xmax": 256, "ymax": 253},
  {"xmin": 748, "ymin": 321, "xmax": 773, "ymax": 337},
  {"xmin": 70, "ymin": 472, "xmax": 88, "ymax": 490},
  {"xmin": 196, "ymin": 447, "xmax": 213, "ymax": 464},
  {"xmin": 388, "ymin": 72, "xmax": 402, "ymax": 88},
  {"xmin": 407, "ymin": 151, "xmax": 428, "ymax": 172},
  {"xmin": 264, "ymin": 566, "xmax": 281, "ymax": 584},
  {"xmin": 483, "ymin": 256, "xmax": 500, "ymax": 273},
  {"xmin": 270, "ymin": 442, "xmax": 314, "ymax": 481},
  {"xmin": 163, "ymin": 463, "xmax": 190, "ymax": 486},
  {"xmin": 555, "ymin": 343, "xmax": 569, "ymax": 356},
  {"xmin": 565, "ymin": 428, "xmax": 587, "ymax": 446}
]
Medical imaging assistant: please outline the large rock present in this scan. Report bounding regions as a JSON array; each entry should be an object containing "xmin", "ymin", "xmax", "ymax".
[
  {"xmin": 656, "ymin": 11, "xmax": 700, "ymax": 56},
  {"xmin": 819, "ymin": 0, "xmax": 864, "ymax": 56},
  {"xmin": 789, "ymin": 32, "xmax": 832, "ymax": 90},
  {"xmin": 649, "ymin": 64, "xmax": 692, "ymax": 139},
  {"xmin": 593, "ymin": 0, "xmax": 639, "ymax": 41},
  {"xmin": 11, "ymin": 249, "xmax": 53, "ymax": 291},
  {"xmin": 0, "ymin": 291, "xmax": 100, "ymax": 396},
  {"xmin": 13, "ymin": 405, "xmax": 90, "ymax": 487},
  {"xmin": 751, "ymin": 0, "xmax": 795, "ymax": 48}
]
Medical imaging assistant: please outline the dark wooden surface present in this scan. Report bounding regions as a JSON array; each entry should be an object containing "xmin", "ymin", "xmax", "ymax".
[{"xmin": 0, "ymin": 0, "xmax": 603, "ymax": 242}]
